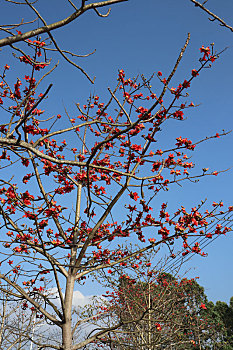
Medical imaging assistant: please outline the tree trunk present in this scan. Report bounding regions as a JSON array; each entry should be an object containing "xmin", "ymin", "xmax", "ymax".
[{"xmin": 62, "ymin": 275, "xmax": 75, "ymax": 350}]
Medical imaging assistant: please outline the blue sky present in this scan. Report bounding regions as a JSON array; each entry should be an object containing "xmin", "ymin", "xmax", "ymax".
[{"xmin": 1, "ymin": 0, "xmax": 233, "ymax": 303}]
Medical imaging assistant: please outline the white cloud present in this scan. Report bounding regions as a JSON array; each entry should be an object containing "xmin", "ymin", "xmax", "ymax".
[
  {"xmin": 72, "ymin": 290, "xmax": 93, "ymax": 307},
  {"xmin": 48, "ymin": 287, "xmax": 95, "ymax": 308}
]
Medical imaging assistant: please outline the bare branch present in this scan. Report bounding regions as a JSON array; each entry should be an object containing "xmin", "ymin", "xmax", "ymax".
[
  {"xmin": 0, "ymin": 0, "xmax": 128, "ymax": 48},
  {"xmin": 189, "ymin": 0, "xmax": 233, "ymax": 32}
]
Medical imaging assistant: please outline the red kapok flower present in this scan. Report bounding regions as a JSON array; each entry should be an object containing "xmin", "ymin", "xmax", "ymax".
[
  {"xmin": 156, "ymin": 323, "xmax": 162, "ymax": 331},
  {"xmin": 129, "ymin": 192, "xmax": 139, "ymax": 201},
  {"xmin": 191, "ymin": 69, "xmax": 199, "ymax": 77}
]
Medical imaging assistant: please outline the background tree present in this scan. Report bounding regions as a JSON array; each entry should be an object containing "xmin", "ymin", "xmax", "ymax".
[
  {"xmin": 92, "ymin": 253, "xmax": 226, "ymax": 350},
  {"xmin": 213, "ymin": 298, "xmax": 233, "ymax": 349},
  {"xmin": 0, "ymin": 282, "xmax": 46, "ymax": 350}
]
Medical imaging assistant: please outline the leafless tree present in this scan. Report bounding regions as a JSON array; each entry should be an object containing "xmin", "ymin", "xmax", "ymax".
[{"xmin": 0, "ymin": 281, "xmax": 47, "ymax": 349}]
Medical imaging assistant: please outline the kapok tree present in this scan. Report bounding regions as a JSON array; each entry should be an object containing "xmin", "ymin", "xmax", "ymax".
[{"xmin": 0, "ymin": 33, "xmax": 232, "ymax": 350}]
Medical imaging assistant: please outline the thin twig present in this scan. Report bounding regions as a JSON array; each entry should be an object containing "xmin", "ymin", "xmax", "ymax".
[{"xmin": 189, "ymin": 0, "xmax": 233, "ymax": 32}]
